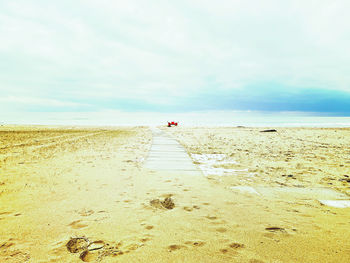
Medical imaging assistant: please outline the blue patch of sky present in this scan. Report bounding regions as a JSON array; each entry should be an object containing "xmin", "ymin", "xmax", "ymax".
[{"xmin": 25, "ymin": 83, "xmax": 350, "ymax": 116}]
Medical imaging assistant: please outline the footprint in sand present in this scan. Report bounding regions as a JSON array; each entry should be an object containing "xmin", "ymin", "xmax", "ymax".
[
  {"xmin": 150, "ymin": 197, "xmax": 175, "ymax": 210},
  {"xmin": 149, "ymin": 200, "xmax": 163, "ymax": 209},
  {"xmin": 264, "ymin": 227, "xmax": 289, "ymax": 240},
  {"xmin": 229, "ymin": 242, "xmax": 245, "ymax": 249},
  {"xmin": 0, "ymin": 211, "xmax": 12, "ymax": 216},
  {"xmin": 78, "ymin": 210, "xmax": 94, "ymax": 217},
  {"xmin": 0, "ymin": 242, "xmax": 30, "ymax": 262},
  {"xmin": 220, "ymin": 242, "xmax": 245, "ymax": 254},
  {"xmin": 79, "ymin": 241, "xmax": 105, "ymax": 262},
  {"xmin": 66, "ymin": 237, "xmax": 89, "ymax": 253},
  {"xmin": 125, "ymin": 243, "xmax": 144, "ymax": 251},
  {"xmin": 220, "ymin": 248, "xmax": 230, "ymax": 254},
  {"xmin": 167, "ymin": 244, "xmax": 185, "ymax": 252},
  {"xmin": 67, "ymin": 237, "xmax": 123, "ymax": 262},
  {"xmin": 161, "ymin": 198, "xmax": 175, "ymax": 209},
  {"xmin": 79, "ymin": 250, "xmax": 101, "ymax": 262},
  {"xmin": 184, "ymin": 241, "xmax": 206, "ymax": 247},
  {"xmin": 216, "ymin": 227, "xmax": 227, "ymax": 233},
  {"xmin": 68, "ymin": 220, "xmax": 88, "ymax": 229},
  {"xmin": 0, "ymin": 241, "xmax": 15, "ymax": 250},
  {"xmin": 183, "ymin": 205, "xmax": 200, "ymax": 212},
  {"xmin": 249, "ymin": 259, "xmax": 265, "ymax": 263}
]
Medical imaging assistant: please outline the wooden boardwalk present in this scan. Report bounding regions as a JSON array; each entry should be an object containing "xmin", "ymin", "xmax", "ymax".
[{"xmin": 144, "ymin": 128, "xmax": 199, "ymax": 174}]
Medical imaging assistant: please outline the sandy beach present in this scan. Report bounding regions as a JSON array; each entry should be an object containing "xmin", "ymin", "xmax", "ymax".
[{"xmin": 1, "ymin": 125, "xmax": 350, "ymax": 262}]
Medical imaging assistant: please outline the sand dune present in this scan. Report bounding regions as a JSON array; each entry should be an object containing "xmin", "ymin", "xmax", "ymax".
[{"xmin": 1, "ymin": 126, "xmax": 350, "ymax": 262}]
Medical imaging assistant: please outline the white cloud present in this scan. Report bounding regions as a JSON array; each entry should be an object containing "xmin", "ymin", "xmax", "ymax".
[
  {"xmin": 0, "ymin": 96, "xmax": 89, "ymax": 108},
  {"xmin": 0, "ymin": 0, "xmax": 350, "ymax": 114}
]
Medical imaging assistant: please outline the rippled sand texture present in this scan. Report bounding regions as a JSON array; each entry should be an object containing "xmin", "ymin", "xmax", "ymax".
[
  {"xmin": 1, "ymin": 126, "xmax": 350, "ymax": 262},
  {"xmin": 162, "ymin": 126, "xmax": 350, "ymax": 262},
  {"xmin": 165, "ymin": 127, "xmax": 350, "ymax": 193},
  {"xmin": 0, "ymin": 126, "xmax": 152, "ymax": 262}
]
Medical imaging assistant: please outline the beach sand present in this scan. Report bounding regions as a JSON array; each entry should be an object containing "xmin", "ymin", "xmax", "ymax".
[{"xmin": 1, "ymin": 125, "xmax": 350, "ymax": 262}]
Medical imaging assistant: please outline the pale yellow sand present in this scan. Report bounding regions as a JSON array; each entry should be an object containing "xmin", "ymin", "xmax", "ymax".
[{"xmin": 1, "ymin": 126, "xmax": 350, "ymax": 262}]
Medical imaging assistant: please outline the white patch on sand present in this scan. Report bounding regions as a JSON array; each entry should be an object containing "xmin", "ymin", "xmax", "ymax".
[
  {"xmin": 230, "ymin": 186, "xmax": 260, "ymax": 195},
  {"xmin": 136, "ymin": 157, "xmax": 145, "ymax": 163},
  {"xmin": 191, "ymin": 154, "xmax": 245, "ymax": 176},
  {"xmin": 319, "ymin": 200, "xmax": 350, "ymax": 208},
  {"xmin": 255, "ymin": 187, "xmax": 348, "ymax": 200},
  {"xmin": 191, "ymin": 154, "xmax": 227, "ymax": 164}
]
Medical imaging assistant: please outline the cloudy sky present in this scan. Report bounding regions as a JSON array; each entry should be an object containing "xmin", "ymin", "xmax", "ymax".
[{"xmin": 1, "ymin": 0, "xmax": 350, "ymax": 123}]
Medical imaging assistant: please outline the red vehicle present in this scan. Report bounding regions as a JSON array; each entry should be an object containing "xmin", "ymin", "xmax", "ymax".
[{"xmin": 167, "ymin": 121, "xmax": 178, "ymax": 127}]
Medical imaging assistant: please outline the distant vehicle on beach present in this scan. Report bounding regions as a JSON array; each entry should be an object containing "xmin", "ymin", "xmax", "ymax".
[{"xmin": 167, "ymin": 121, "xmax": 178, "ymax": 127}]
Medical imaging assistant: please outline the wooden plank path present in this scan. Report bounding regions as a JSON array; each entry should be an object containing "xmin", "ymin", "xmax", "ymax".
[{"xmin": 144, "ymin": 128, "xmax": 200, "ymax": 174}]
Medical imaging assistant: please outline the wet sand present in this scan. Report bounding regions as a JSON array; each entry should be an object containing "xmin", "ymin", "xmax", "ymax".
[{"xmin": 1, "ymin": 125, "xmax": 350, "ymax": 262}]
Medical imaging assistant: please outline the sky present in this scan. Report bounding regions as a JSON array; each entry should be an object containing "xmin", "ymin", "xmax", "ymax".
[{"xmin": 1, "ymin": 0, "xmax": 350, "ymax": 124}]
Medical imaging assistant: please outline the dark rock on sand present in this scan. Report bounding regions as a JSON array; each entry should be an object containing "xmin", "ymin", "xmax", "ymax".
[
  {"xmin": 265, "ymin": 227, "xmax": 285, "ymax": 232},
  {"xmin": 260, "ymin": 129, "xmax": 277, "ymax": 133}
]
